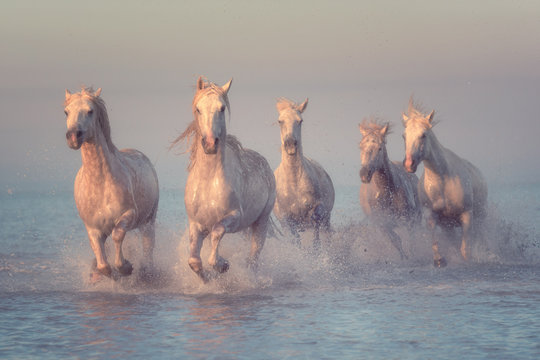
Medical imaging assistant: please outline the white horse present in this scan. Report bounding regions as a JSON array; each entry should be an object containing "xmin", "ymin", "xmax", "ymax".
[
  {"xmin": 359, "ymin": 120, "xmax": 421, "ymax": 260},
  {"xmin": 402, "ymin": 100, "xmax": 487, "ymax": 267},
  {"xmin": 64, "ymin": 87, "xmax": 159, "ymax": 281},
  {"xmin": 172, "ymin": 77, "xmax": 276, "ymax": 282},
  {"xmin": 273, "ymin": 98, "xmax": 335, "ymax": 249}
]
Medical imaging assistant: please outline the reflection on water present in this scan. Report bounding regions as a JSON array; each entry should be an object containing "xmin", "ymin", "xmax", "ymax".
[{"xmin": 1, "ymin": 187, "xmax": 540, "ymax": 359}]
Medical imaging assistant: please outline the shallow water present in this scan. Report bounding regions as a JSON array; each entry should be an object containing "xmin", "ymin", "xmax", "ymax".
[{"xmin": 1, "ymin": 185, "xmax": 539, "ymax": 359}]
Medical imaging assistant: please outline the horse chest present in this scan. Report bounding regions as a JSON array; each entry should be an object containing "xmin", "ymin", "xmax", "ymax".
[
  {"xmin": 423, "ymin": 176, "xmax": 465, "ymax": 216},
  {"xmin": 75, "ymin": 176, "xmax": 130, "ymax": 231},
  {"xmin": 186, "ymin": 175, "xmax": 239, "ymax": 223}
]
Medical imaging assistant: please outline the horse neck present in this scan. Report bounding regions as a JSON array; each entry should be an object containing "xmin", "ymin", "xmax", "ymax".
[
  {"xmin": 372, "ymin": 147, "xmax": 394, "ymax": 190},
  {"xmin": 80, "ymin": 130, "xmax": 119, "ymax": 179},
  {"xmin": 192, "ymin": 132, "xmax": 227, "ymax": 176},
  {"xmin": 423, "ymin": 132, "xmax": 450, "ymax": 177},
  {"xmin": 281, "ymin": 140, "xmax": 304, "ymax": 176}
]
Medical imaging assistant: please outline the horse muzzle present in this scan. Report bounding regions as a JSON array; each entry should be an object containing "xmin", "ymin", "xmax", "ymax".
[
  {"xmin": 283, "ymin": 137, "xmax": 297, "ymax": 156},
  {"xmin": 66, "ymin": 129, "xmax": 84, "ymax": 150},
  {"xmin": 359, "ymin": 167, "xmax": 373, "ymax": 183},
  {"xmin": 202, "ymin": 137, "xmax": 219, "ymax": 154},
  {"xmin": 403, "ymin": 156, "xmax": 418, "ymax": 173}
]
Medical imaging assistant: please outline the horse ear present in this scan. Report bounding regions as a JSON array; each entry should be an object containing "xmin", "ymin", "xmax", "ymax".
[
  {"xmin": 427, "ymin": 110, "xmax": 435, "ymax": 123},
  {"xmin": 197, "ymin": 76, "xmax": 204, "ymax": 90},
  {"xmin": 380, "ymin": 123, "xmax": 389, "ymax": 137},
  {"xmin": 221, "ymin": 78, "xmax": 233, "ymax": 94},
  {"xmin": 94, "ymin": 88, "xmax": 102, "ymax": 97},
  {"xmin": 65, "ymin": 89, "xmax": 72, "ymax": 101},
  {"xmin": 402, "ymin": 113, "xmax": 409, "ymax": 126},
  {"xmin": 297, "ymin": 98, "xmax": 308, "ymax": 113}
]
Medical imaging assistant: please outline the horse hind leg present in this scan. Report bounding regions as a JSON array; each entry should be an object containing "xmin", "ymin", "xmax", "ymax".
[{"xmin": 460, "ymin": 211, "xmax": 472, "ymax": 261}]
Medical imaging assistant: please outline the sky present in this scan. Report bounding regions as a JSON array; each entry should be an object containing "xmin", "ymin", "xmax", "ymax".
[{"xmin": 1, "ymin": 0, "xmax": 539, "ymax": 192}]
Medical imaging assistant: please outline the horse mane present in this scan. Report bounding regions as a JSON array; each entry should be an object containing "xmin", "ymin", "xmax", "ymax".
[
  {"xmin": 65, "ymin": 87, "xmax": 115, "ymax": 150},
  {"xmin": 359, "ymin": 117, "xmax": 392, "ymax": 140},
  {"xmin": 406, "ymin": 97, "xmax": 439, "ymax": 127},
  {"xmin": 170, "ymin": 79, "xmax": 238, "ymax": 170},
  {"xmin": 276, "ymin": 97, "xmax": 297, "ymax": 112}
]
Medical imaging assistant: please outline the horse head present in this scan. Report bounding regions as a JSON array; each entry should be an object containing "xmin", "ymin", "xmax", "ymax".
[
  {"xmin": 358, "ymin": 121, "xmax": 389, "ymax": 183},
  {"xmin": 64, "ymin": 87, "xmax": 102, "ymax": 150},
  {"xmin": 402, "ymin": 104, "xmax": 434, "ymax": 173},
  {"xmin": 276, "ymin": 98, "xmax": 308, "ymax": 156},
  {"xmin": 193, "ymin": 77, "xmax": 232, "ymax": 155}
]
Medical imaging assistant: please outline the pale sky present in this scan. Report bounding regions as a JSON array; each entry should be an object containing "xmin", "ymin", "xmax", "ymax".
[{"xmin": 1, "ymin": 0, "xmax": 539, "ymax": 191}]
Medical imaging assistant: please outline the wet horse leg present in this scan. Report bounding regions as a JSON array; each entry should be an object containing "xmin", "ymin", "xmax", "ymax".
[
  {"xmin": 247, "ymin": 215, "xmax": 269, "ymax": 270},
  {"xmin": 384, "ymin": 225, "xmax": 407, "ymax": 260},
  {"xmin": 111, "ymin": 209, "xmax": 135, "ymax": 276},
  {"xmin": 208, "ymin": 212, "xmax": 240, "ymax": 273},
  {"xmin": 87, "ymin": 228, "xmax": 111, "ymax": 277},
  {"xmin": 429, "ymin": 214, "xmax": 446, "ymax": 268},
  {"xmin": 208, "ymin": 210, "xmax": 241, "ymax": 274},
  {"xmin": 139, "ymin": 221, "xmax": 155, "ymax": 276},
  {"xmin": 311, "ymin": 204, "xmax": 329, "ymax": 251},
  {"xmin": 460, "ymin": 211, "xmax": 472, "ymax": 261},
  {"xmin": 286, "ymin": 218, "xmax": 301, "ymax": 246},
  {"xmin": 188, "ymin": 223, "xmax": 208, "ymax": 282}
]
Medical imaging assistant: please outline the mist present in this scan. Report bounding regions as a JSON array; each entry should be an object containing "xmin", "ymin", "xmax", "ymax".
[{"xmin": 1, "ymin": 1, "xmax": 539, "ymax": 193}]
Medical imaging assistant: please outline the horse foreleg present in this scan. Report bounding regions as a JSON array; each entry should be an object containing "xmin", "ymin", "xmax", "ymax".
[
  {"xmin": 208, "ymin": 210, "xmax": 241, "ymax": 274},
  {"xmin": 188, "ymin": 223, "xmax": 208, "ymax": 282},
  {"xmin": 111, "ymin": 210, "xmax": 136, "ymax": 276},
  {"xmin": 460, "ymin": 211, "xmax": 472, "ymax": 261},
  {"xmin": 429, "ymin": 215, "xmax": 446, "ymax": 268},
  {"xmin": 139, "ymin": 221, "xmax": 156, "ymax": 279},
  {"xmin": 248, "ymin": 216, "xmax": 269, "ymax": 270},
  {"xmin": 385, "ymin": 226, "xmax": 407, "ymax": 260},
  {"xmin": 311, "ymin": 204, "xmax": 328, "ymax": 251},
  {"xmin": 87, "ymin": 228, "xmax": 111, "ymax": 277}
]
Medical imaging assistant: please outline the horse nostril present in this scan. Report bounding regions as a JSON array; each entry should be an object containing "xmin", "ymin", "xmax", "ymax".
[{"xmin": 76, "ymin": 130, "xmax": 83, "ymax": 139}]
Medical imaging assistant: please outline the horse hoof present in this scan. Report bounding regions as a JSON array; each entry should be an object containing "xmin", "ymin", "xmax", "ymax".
[
  {"xmin": 117, "ymin": 260, "xmax": 133, "ymax": 276},
  {"xmin": 434, "ymin": 257, "xmax": 447, "ymax": 268},
  {"xmin": 189, "ymin": 260, "xmax": 209, "ymax": 283},
  {"xmin": 213, "ymin": 258, "xmax": 230, "ymax": 274},
  {"xmin": 89, "ymin": 271, "xmax": 106, "ymax": 284}
]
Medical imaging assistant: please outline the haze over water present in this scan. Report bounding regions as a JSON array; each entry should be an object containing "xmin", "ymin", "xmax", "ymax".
[{"xmin": 1, "ymin": 1, "xmax": 540, "ymax": 359}]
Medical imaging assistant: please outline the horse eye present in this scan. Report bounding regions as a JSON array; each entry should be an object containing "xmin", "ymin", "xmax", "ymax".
[
  {"xmin": 88, "ymin": 109, "xmax": 93, "ymax": 115},
  {"xmin": 421, "ymin": 134, "xmax": 426, "ymax": 139},
  {"xmin": 195, "ymin": 108, "xmax": 200, "ymax": 114},
  {"xmin": 64, "ymin": 110, "xmax": 68, "ymax": 116},
  {"xmin": 219, "ymin": 105, "xmax": 225, "ymax": 112}
]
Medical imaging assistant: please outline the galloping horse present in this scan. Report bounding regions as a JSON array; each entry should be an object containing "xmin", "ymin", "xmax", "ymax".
[
  {"xmin": 172, "ymin": 77, "xmax": 276, "ymax": 282},
  {"xmin": 64, "ymin": 87, "xmax": 159, "ymax": 281},
  {"xmin": 402, "ymin": 100, "xmax": 487, "ymax": 267},
  {"xmin": 358, "ymin": 119, "xmax": 421, "ymax": 260},
  {"xmin": 273, "ymin": 98, "xmax": 335, "ymax": 250}
]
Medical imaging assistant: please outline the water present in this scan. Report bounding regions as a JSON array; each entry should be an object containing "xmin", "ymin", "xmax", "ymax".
[{"xmin": 1, "ymin": 184, "xmax": 540, "ymax": 359}]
